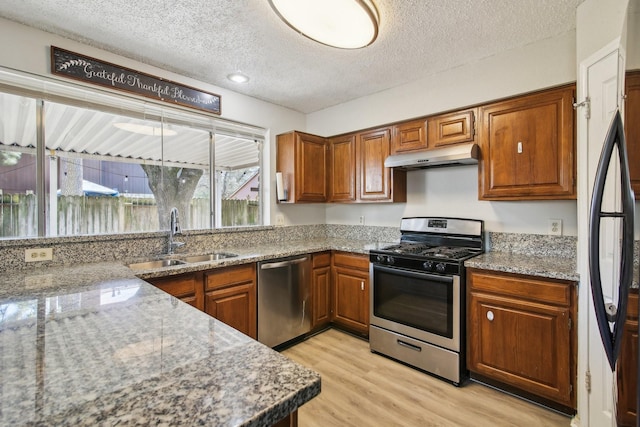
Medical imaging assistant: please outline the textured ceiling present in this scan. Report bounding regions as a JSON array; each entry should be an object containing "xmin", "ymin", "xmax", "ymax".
[{"xmin": 0, "ymin": 0, "xmax": 584, "ymax": 113}]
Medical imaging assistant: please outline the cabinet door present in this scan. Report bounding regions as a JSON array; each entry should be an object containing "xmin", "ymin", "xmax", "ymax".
[
  {"xmin": 468, "ymin": 291, "xmax": 573, "ymax": 407},
  {"xmin": 391, "ymin": 119, "xmax": 427, "ymax": 154},
  {"xmin": 625, "ymin": 71, "xmax": 640, "ymax": 199},
  {"xmin": 332, "ymin": 265, "xmax": 369, "ymax": 336},
  {"xmin": 312, "ymin": 263, "xmax": 332, "ymax": 328},
  {"xmin": 478, "ymin": 85, "xmax": 575, "ymax": 200},
  {"xmin": 296, "ymin": 133, "xmax": 328, "ymax": 202},
  {"xmin": 427, "ymin": 109, "xmax": 476, "ymax": 148},
  {"xmin": 328, "ymin": 134, "xmax": 356, "ymax": 202},
  {"xmin": 147, "ymin": 272, "xmax": 203, "ymax": 310},
  {"xmin": 617, "ymin": 292, "xmax": 638, "ymax": 427},
  {"xmin": 204, "ymin": 264, "xmax": 257, "ymax": 339},
  {"xmin": 358, "ymin": 128, "xmax": 392, "ymax": 201}
]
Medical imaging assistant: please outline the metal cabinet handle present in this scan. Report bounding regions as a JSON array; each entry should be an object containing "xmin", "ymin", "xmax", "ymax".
[
  {"xmin": 486, "ymin": 310, "xmax": 494, "ymax": 322},
  {"xmin": 517, "ymin": 141, "xmax": 523, "ymax": 154},
  {"xmin": 361, "ymin": 281, "xmax": 364, "ymax": 291}
]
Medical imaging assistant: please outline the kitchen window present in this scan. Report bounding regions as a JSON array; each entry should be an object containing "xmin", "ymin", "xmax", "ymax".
[{"xmin": 0, "ymin": 69, "xmax": 264, "ymax": 238}]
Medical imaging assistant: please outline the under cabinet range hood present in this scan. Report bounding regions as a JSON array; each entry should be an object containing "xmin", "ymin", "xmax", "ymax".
[{"xmin": 384, "ymin": 143, "xmax": 479, "ymax": 170}]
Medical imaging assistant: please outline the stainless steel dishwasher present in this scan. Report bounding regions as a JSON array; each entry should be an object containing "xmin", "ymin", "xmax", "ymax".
[{"xmin": 257, "ymin": 255, "xmax": 311, "ymax": 348}]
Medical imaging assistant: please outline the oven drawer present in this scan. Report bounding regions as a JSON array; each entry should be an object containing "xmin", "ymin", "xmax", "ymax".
[{"xmin": 370, "ymin": 325, "xmax": 462, "ymax": 385}]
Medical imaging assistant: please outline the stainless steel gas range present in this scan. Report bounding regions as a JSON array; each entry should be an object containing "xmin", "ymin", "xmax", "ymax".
[{"xmin": 369, "ymin": 217, "xmax": 484, "ymax": 386}]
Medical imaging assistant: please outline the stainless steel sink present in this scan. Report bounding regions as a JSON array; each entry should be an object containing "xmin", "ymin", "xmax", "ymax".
[
  {"xmin": 128, "ymin": 259, "xmax": 187, "ymax": 270},
  {"xmin": 178, "ymin": 252, "xmax": 237, "ymax": 263}
]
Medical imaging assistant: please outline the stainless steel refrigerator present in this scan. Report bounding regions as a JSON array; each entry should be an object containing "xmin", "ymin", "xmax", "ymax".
[{"xmin": 589, "ymin": 109, "xmax": 638, "ymax": 426}]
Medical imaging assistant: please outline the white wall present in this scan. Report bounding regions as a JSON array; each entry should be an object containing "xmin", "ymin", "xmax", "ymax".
[
  {"xmin": 0, "ymin": 17, "xmax": 327, "ymax": 226},
  {"xmin": 309, "ymin": 32, "xmax": 579, "ymax": 235},
  {"xmin": 628, "ymin": 0, "xmax": 640, "ymax": 69}
]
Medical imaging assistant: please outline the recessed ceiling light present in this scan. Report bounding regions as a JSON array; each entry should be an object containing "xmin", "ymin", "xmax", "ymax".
[
  {"xmin": 227, "ymin": 72, "xmax": 250, "ymax": 83},
  {"xmin": 113, "ymin": 122, "xmax": 177, "ymax": 136},
  {"xmin": 269, "ymin": 0, "xmax": 379, "ymax": 49}
]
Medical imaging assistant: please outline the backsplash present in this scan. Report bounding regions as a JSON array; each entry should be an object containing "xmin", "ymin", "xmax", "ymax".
[
  {"xmin": 0, "ymin": 224, "xmax": 396, "ymax": 272},
  {"xmin": 0, "ymin": 226, "xmax": 587, "ymax": 272},
  {"xmin": 487, "ymin": 232, "xmax": 577, "ymax": 258},
  {"xmin": 324, "ymin": 224, "xmax": 400, "ymax": 243}
]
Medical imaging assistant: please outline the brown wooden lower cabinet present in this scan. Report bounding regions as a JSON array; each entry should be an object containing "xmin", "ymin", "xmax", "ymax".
[
  {"xmin": 331, "ymin": 251, "xmax": 369, "ymax": 336},
  {"xmin": 467, "ymin": 268, "xmax": 576, "ymax": 412},
  {"xmin": 144, "ymin": 251, "xmax": 373, "ymax": 341},
  {"xmin": 272, "ymin": 410, "xmax": 297, "ymax": 427},
  {"xmin": 145, "ymin": 271, "xmax": 204, "ymax": 310},
  {"xmin": 311, "ymin": 252, "xmax": 332, "ymax": 330},
  {"xmin": 144, "ymin": 264, "xmax": 257, "ymax": 339},
  {"xmin": 617, "ymin": 291, "xmax": 638, "ymax": 427},
  {"xmin": 204, "ymin": 263, "xmax": 257, "ymax": 339}
]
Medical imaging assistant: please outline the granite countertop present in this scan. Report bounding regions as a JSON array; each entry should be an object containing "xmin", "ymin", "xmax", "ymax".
[
  {"xmin": 128, "ymin": 238, "xmax": 388, "ymax": 280},
  {"xmin": 0, "ymin": 263, "xmax": 320, "ymax": 426},
  {"xmin": 464, "ymin": 251, "xmax": 580, "ymax": 282},
  {"xmin": 0, "ymin": 236, "xmax": 597, "ymax": 425}
]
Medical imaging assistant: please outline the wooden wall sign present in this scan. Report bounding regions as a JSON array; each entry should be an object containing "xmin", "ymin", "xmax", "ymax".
[{"xmin": 51, "ymin": 46, "xmax": 221, "ymax": 115}]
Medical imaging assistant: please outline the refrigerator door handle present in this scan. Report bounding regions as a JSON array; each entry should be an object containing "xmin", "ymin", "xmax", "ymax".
[{"xmin": 588, "ymin": 109, "xmax": 635, "ymax": 370}]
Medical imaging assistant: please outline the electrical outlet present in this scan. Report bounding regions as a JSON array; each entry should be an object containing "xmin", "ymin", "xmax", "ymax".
[
  {"xmin": 25, "ymin": 248, "xmax": 53, "ymax": 262},
  {"xmin": 359, "ymin": 216, "xmax": 365, "ymax": 225},
  {"xmin": 275, "ymin": 214, "xmax": 285, "ymax": 226},
  {"xmin": 548, "ymin": 219, "xmax": 562, "ymax": 236}
]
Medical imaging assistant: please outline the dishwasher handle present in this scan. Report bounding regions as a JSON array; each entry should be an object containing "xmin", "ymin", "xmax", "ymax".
[{"xmin": 260, "ymin": 256, "xmax": 308, "ymax": 270}]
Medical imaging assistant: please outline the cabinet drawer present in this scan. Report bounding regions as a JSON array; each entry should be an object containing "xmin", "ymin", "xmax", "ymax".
[
  {"xmin": 312, "ymin": 252, "xmax": 331, "ymax": 268},
  {"xmin": 467, "ymin": 269, "xmax": 573, "ymax": 306},
  {"xmin": 205, "ymin": 264, "xmax": 256, "ymax": 291},
  {"xmin": 148, "ymin": 273, "xmax": 199, "ymax": 298},
  {"xmin": 332, "ymin": 251, "xmax": 369, "ymax": 270}
]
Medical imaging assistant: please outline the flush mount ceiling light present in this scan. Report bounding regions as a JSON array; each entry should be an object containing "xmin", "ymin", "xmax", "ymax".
[
  {"xmin": 113, "ymin": 122, "xmax": 177, "ymax": 136},
  {"xmin": 227, "ymin": 72, "xmax": 250, "ymax": 83},
  {"xmin": 269, "ymin": 0, "xmax": 379, "ymax": 49}
]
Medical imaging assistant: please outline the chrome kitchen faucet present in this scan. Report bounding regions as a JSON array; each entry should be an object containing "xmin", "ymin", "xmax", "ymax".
[{"xmin": 168, "ymin": 207, "xmax": 185, "ymax": 254}]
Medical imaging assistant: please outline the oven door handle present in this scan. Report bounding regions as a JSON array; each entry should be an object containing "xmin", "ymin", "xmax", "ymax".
[{"xmin": 373, "ymin": 264, "xmax": 455, "ymax": 284}]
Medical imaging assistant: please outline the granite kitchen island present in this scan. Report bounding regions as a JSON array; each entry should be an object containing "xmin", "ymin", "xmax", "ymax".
[{"xmin": 0, "ymin": 262, "xmax": 320, "ymax": 426}]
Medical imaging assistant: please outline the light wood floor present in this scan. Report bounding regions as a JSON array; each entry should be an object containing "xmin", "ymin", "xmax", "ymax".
[{"xmin": 282, "ymin": 328, "xmax": 572, "ymax": 427}]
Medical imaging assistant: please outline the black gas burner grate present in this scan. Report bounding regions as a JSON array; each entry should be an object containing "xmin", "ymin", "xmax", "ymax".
[
  {"xmin": 378, "ymin": 243, "xmax": 479, "ymax": 261},
  {"xmin": 419, "ymin": 246, "xmax": 476, "ymax": 260},
  {"xmin": 382, "ymin": 243, "xmax": 433, "ymax": 254}
]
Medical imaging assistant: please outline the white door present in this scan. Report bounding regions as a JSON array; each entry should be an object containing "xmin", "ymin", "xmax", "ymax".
[{"xmin": 579, "ymin": 43, "xmax": 624, "ymax": 427}]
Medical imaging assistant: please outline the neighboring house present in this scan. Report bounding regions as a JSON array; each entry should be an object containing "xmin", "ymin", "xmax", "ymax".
[{"xmin": 227, "ymin": 171, "xmax": 259, "ymax": 200}]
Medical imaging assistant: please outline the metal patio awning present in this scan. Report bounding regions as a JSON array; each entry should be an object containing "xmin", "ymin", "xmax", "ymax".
[{"xmin": 0, "ymin": 92, "xmax": 260, "ymax": 170}]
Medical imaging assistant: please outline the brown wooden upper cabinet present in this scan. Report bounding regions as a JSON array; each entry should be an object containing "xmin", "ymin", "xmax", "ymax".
[
  {"xmin": 328, "ymin": 134, "xmax": 357, "ymax": 202},
  {"xmin": 390, "ymin": 119, "xmax": 427, "ymax": 154},
  {"xmin": 328, "ymin": 128, "xmax": 407, "ymax": 203},
  {"xmin": 625, "ymin": 70, "xmax": 640, "ymax": 199},
  {"xmin": 478, "ymin": 84, "xmax": 576, "ymax": 200},
  {"xmin": 276, "ymin": 131, "xmax": 328, "ymax": 203},
  {"xmin": 427, "ymin": 108, "xmax": 476, "ymax": 148},
  {"xmin": 358, "ymin": 127, "xmax": 406, "ymax": 202}
]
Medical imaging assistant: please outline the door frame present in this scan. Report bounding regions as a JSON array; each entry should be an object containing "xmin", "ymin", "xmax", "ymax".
[{"xmin": 576, "ymin": 36, "xmax": 625, "ymax": 427}]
